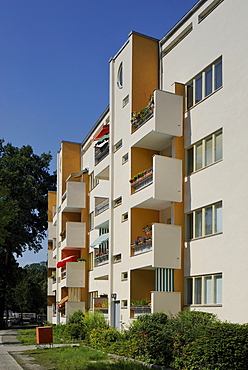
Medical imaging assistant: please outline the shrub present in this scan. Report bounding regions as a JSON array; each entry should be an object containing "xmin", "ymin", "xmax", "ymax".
[
  {"xmin": 183, "ymin": 322, "xmax": 248, "ymax": 370},
  {"xmin": 127, "ymin": 312, "xmax": 171, "ymax": 365},
  {"xmin": 64, "ymin": 322, "xmax": 86, "ymax": 340},
  {"xmin": 83, "ymin": 310, "xmax": 108, "ymax": 342},
  {"xmin": 68, "ymin": 309, "xmax": 84, "ymax": 324},
  {"xmin": 89, "ymin": 327, "xmax": 121, "ymax": 349}
]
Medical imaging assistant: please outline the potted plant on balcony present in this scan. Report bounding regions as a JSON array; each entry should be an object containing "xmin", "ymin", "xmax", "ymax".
[{"xmin": 77, "ymin": 258, "xmax": 87, "ymax": 262}]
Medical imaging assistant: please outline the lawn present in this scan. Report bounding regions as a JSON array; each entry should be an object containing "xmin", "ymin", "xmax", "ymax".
[
  {"xmin": 24, "ymin": 346, "xmax": 148, "ymax": 369},
  {"xmin": 18, "ymin": 327, "xmax": 76, "ymax": 345}
]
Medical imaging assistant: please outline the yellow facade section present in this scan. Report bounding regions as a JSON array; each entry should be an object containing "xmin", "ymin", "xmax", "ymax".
[
  {"xmin": 61, "ymin": 141, "xmax": 81, "ymax": 194},
  {"xmin": 132, "ymin": 33, "xmax": 159, "ymax": 114},
  {"xmin": 131, "ymin": 208, "xmax": 159, "ymax": 246},
  {"xmin": 48, "ymin": 191, "xmax": 56, "ymax": 222}
]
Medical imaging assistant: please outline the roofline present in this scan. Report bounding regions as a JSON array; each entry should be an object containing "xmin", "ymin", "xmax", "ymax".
[
  {"xmin": 81, "ymin": 105, "xmax": 110, "ymax": 148},
  {"xmin": 160, "ymin": 0, "xmax": 208, "ymax": 46}
]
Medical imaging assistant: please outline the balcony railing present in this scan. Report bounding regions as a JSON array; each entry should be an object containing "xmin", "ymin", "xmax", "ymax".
[
  {"xmin": 61, "ymin": 270, "xmax": 66, "ymax": 279},
  {"xmin": 95, "ymin": 142, "xmax": 109, "ymax": 165},
  {"xmin": 131, "ymin": 96, "xmax": 154, "ymax": 132},
  {"xmin": 94, "ymin": 252, "xmax": 109, "ymax": 267},
  {"xmin": 131, "ymin": 241, "xmax": 152, "ymax": 255},
  {"xmin": 130, "ymin": 168, "xmax": 153, "ymax": 192},
  {"xmin": 95, "ymin": 199, "xmax": 109, "ymax": 216}
]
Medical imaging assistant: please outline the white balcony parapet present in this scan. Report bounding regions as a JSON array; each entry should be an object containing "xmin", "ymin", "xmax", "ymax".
[
  {"xmin": 48, "ymin": 221, "xmax": 56, "ymax": 241},
  {"xmin": 130, "ymin": 155, "xmax": 182, "ymax": 210},
  {"xmin": 61, "ymin": 222, "xmax": 86, "ymax": 250},
  {"xmin": 94, "ymin": 253, "xmax": 109, "ymax": 267},
  {"xmin": 130, "ymin": 223, "xmax": 181, "ymax": 270},
  {"xmin": 151, "ymin": 291, "xmax": 181, "ymax": 315},
  {"xmin": 131, "ymin": 90, "xmax": 183, "ymax": 151},
  {"xmin": 61, "ymin": 181, "xmax": 86, "ymax": 213},
  {"xmin": 60, "ymin": 261, "xmax": 85, "ymax": 288},
  {"xmin": 48, "ymin": 249, "xmax": 56, "ymax": 268}
]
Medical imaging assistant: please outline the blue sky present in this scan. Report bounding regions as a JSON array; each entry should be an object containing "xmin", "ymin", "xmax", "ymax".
[{"xmin": 1, "ymin": 0, "xmax": 197, "ymax": 266}]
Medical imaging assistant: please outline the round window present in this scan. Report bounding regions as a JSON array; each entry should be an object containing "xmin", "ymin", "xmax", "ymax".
[{"xmin": 117, "ymin": 63, "xmax": 123, "ymax": 88}]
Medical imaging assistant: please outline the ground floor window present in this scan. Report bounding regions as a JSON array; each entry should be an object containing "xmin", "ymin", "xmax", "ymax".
[{"xmin": 185, "ymin": 273, "xmax": 222, "ymax": 305}]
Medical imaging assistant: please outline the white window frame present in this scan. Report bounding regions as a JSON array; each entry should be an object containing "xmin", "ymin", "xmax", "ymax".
[
  {"xmin": 186, "ymin": 201, "xmax": 222, "ymax": 240},
  {"xmin": 185, "ymin": 273, "xmax": 222, "ymax": 306}
]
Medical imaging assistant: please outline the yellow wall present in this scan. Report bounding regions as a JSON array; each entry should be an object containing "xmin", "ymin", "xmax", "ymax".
[
  {"xmin": 173, "ymin": 83, "xmax": 185, "ymax": 308},
  {"xmin": 131, "ymin": 208, "xmax": 159, "ymax": 244},
  {"xmin": 132, "ymin": 33, "xmax": 159, "ymax": 114},
  {"xmin": 61, "ymin": 141, "xmax": 81, "ymax": 194},
  {"xmin": 131, "ymin": 147, "xmax": 158, "ymax": 178},
  {"xmin": 48, "ymin": 191, "xmax": 56, "ymax": 222},
  {"xmin": 130, "ymin": 269, "xmax": 154, "ymax": 301}
]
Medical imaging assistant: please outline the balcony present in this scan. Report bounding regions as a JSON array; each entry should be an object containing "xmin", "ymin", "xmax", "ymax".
[
  {"xmin": 151, "ymin": 291, "xmax": 181, "ymax": 315},
  {"xmin": 130, "ymin": 155, "xmax": 182, "ymax": 210},
  {"xmin": 61, "ymin": 181, "xmax": 86, "ymax": 213},
  {"xmin": 95, "ymin": 198, "xmax": 109, "ymax": 216},
  {"xmin": 130, "ymin": 223, "xmax": 181, "ymax": 269},
  {"xmin": 95, "ymin": 141, "xmax": 109, "ymax": 165},
  {"xmin": 48, "ymin": 249, "xmax": 56, "ymax": 268},
  {"xmin": 61, "ymin": 222, "xmax": 86, "ymax": 250},
  {"xmin": 48, "ymin": 221, "xmax": 56, "ymax": 241},
  {"xmin": 60, "ymin": 261, "xmax": 85, "ymax": 288},
  {"xmin": 131, "ymin": 90, "xmax": 183, "ymax": 151},
  {"xmin": 94, "ymin": 252, "xmax": 109, "ymax": 267}
]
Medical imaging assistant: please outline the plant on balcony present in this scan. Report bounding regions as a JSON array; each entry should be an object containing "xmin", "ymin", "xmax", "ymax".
[
  {"xmin": 129, "ymin": 168, "xmax": 153, "ymax": 185},
  {"xmin": 131, "ymin": 298, "xmax": 150, "ymax": 307},
  {"xmin": 60, "ymin": 230, "xmax": 66, "ymax": 238},
  {"xmin": 131, "ymin": 94, "xmax": 154, "ymax": 129},
  {"xmin": 131, "ymin": 225, "xmax": 152, "ymax": 247},
  {"xmin": 95, "ymin": 251, "xmax": 108, "ymax": 257},
  {"xmin": 77, "ymin": 258, "xmax": 87, "ymax": 262},
  {"xmin": 51, "ymin": 271, "xmax": 56, "ymax": 279}
]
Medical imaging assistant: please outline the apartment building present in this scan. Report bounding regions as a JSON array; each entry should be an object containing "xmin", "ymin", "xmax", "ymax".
[{"xmin": 47, "ymin": 0, "xmax": 248, "ymax": 326}]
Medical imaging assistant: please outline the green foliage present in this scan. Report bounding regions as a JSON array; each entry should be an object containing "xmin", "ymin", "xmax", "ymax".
[
  {"xmin": 83, "ymin": 310, "xmax": 108, "ymax": 341},
  {"xmin": 128, "ymin": 312, "xmax": 171, "ymax": 365},
  {"xmin": 64, "ymin": 323, "xmax": 86, "ymax": 341},
  {"xmin": 68, "ymin": 309, "xmax": 85, "ymax": 324},
  {"xmin": 182, "ymin": 322, "xmax": 248, "ymax": 370},
  {"xmin": 89, "ymin": 327, "xmax": 121, "ymax": 348}
]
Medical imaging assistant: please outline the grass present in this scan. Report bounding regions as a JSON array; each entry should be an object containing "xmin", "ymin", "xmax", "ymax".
[
  {"xmin": 24, "ymin": 346, "xmax": 149, "ymax": 369},
  {"xmin": 18, "ymin": 327, "xmax": 78, "ymax": 345}
]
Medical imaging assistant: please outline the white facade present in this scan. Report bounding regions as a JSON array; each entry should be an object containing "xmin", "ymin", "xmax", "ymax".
[{"xmin": 47, "ymin": 0, "xmax": 248, "ymax": 325}]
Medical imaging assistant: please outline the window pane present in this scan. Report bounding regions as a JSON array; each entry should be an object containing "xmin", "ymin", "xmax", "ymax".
[
  {"xmin": 187, "ymin": 147, "xmax": 193, "ymax": 175},
  {"xmin": 187, "ymin": 82, "xmax": 193, "ymax": 109},
  {"xmin": 214, "ymin": 59, "xmax": 222, "ymax": 90},
  {"xmin": 186, "ymin": 213, "xmax": 193, "ymax": 240},
  {"xmin": 186, "ymin": 278, "xmax": 193, "ymax": 305},
  {"xmin": 215, "ymin": 132, "xmax": 222, "ymax": 161},
  {"xmin": 205, "ymin": 67, "xmax": 212, "ymax": 96},
  {"xmin": 194, "ymin": 277, "xmax": 202, "ymax": 304},
  {"xmin": 214, "ymin": 275, "xmax": 222, "ymax": 304},
  {"xmin": 205, "ymin": 137, "xmax": 212, "ymax": 166},
  {"xmin": 195, "ymin": 210, "xmax": 202, "ymax": 238},
  {"xmin": 205, "ymin": 206, "xmax": 213, "ymax": 235},
  {"xmin": 195, "ymin": 143, "xmax": 203, "ymax": 170},
  {"xmin": 204, "ymin": 276, "xmax": 212, "ymax": 304},
  {"xmin": 215, "ymin": 203, "xmax": 222, "ymax": 233},
  {"xmin": 195, "ymin": 75, "xmax": 202, "ymax": 103}
]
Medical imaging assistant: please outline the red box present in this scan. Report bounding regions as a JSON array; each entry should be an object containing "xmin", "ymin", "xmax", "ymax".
[{"xmin": 36, "ymin": 326, "xmax": 53, "ymax": 344}]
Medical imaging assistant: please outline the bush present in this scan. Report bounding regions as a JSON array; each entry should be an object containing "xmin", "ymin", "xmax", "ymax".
[
  {"xmin": 68, "ymin": 309, "xmax": 84, "ymax": 324},
  {"xmin": 183, "ymin": 322, "xmax": 248, "ymax": 370},
  {"xmin": 89, "ymin": 327, "xmax": 121, "ymax": 349},
  {"xmin": 64, "ymin": 322, "xmax": 86, "ymax": 340},
  {"xmin": 127, "ymin": 312, "xmax": 171, "ymax": 365},
  {"xmin": 83, "ymin": 310, "xmax": 108, "ymax": 342}
]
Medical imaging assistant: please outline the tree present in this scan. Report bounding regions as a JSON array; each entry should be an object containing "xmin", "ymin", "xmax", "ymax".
[{"xmin": 0, "ymin": 140, "xmax": 56, "ymax": 327}]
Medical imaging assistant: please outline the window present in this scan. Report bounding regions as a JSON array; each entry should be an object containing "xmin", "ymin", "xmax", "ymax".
[
  {"xmin": 186, "ymin": 58, "xmax": 222, "ymax": 109},
  {"xmin": 121, "ymin": 212, "xmax": 128, "ymax": 222},
  {"xmin": 186, "ymin": 202, "xmax": 222, "ymax": 240},
  {"xmin": 114, "ymin": 139, "xmax": 122, "ymax": 152},
  {"xmin": 117, "ymin": 63, "xmax": 123, "ymax": 88},
  {"xmin": 122, "ymin": 153, "xmax": 128, "ymax": 164},
  {"xmin": 113, "ymin": 196, "xmax": 122, "ymax": 208},
  {"xmin": 198, "ymin": 0, "xmax": 224, "ymax": 23},
  {"xmin": 89, "ymin": 252, "xmax": 93, "ymax": 270},
  {"xmin": 121, "ymin": 271, "xmax": 128, "ymax": 280},
  {"xmin": 89, "ymin": 171, "xmax": 99, "ymax": 191},
  {"xmin": 89, "ymin": 212, "xmax": 94, "ymax": 230},
  {"xmin": 113, "ymin": 254, "xmax": 121, "ymax": 263},
  {"xmin": 121, "ymin": 300, "xmax": 128, "ymax": 308},
  {"xmin": 186, "ymin": 130, "xmax": 222, "ymax": 175},
  {"xmin": 185, "ymin": 274, "xmax": 222, "ymax": 305},
  {"xmin": 122, "ymin": 95, "xmax": 129, "ymax": 107}
]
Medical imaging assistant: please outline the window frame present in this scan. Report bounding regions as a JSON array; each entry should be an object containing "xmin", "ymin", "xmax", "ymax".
[
  {"xmin": 186, "ymin": 129, "xmax": 222, "ymax": 175},
  {"xmin": 186, "ymin": 57, "xmax": 222, "ymax": 110},
  {"xmin": 186, "ymin": 201, "xmax": 222, "ymax": 241},
  {"xmin": 185, "ymin": 273, "xmax": 222, "ymax": 306}
]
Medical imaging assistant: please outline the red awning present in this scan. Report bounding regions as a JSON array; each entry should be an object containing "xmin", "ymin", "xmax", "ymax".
[
  {"xmin": 92, "ymin": 125, "xmax": 109, "ymax": 141},
  {"xmin": 58, "ymin": 296, "xmax": 68, "ymax": 306},
  {"xmin": 57, "ymin": 255, "xmax": 78, "ymax": 268}
]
